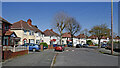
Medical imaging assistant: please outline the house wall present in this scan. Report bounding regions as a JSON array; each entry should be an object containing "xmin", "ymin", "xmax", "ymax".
[
  {"xmin": 62, "ymin": 38, "xmax": 68, "ymax": 44},
  {"xmin": 43, "ymin": 36, "xmax": 60, "ymax": 45},
  {"xmin": 11, "ymin": 30, "xmax": 36, "ymax": 45},
  {"xmin": 35, "ymin": 32, "xmax": 44, "ymax": 44}
]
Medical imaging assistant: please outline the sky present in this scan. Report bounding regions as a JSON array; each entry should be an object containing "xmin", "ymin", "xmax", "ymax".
[{"xmin": 2, "ymin": 2, "xmax": 119, "ymax": 35}]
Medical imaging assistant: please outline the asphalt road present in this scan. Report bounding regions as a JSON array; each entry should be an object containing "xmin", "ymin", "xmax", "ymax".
[
  {"xmin": 54, "ymin": 47, "xmax": 118, "ymax": 66},
  {"xmin": 2, "ymin": 49, "xmax": 55, "ymax": 66}
]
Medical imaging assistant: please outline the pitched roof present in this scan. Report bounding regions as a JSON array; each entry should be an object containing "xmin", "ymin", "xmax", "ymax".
[
  {"xmin": 0, "ymin": 16, "xmax": 12, "ymax": 25},
  {"xmin": 77, "ymin": 34, "xmax": 86, "ymax": 38},
  {"xmin": 43, "ymin": 29, "xmax": 59, "ymax": 36},
  {"xmin": 11, "ymin": 20, "xmax": 34, "ymax": 31},
  {"xmin": 5, "ymin": 30, "xmax": 14, "ymax": 36},
  {"xmin": 101, "ymin": 36, "xmax": 107, "ymax": 39},
  {"xmin": 11, "ymin": 20, "xmax": 43, "ymax": 33},
  {"xmin": 88, "ymin": 35, "xmax": 98, "ymax": 39},
  {"xmin": 62, "ymin": 32, "xmax": 71, "ymax": 38},
  {"xmin": 114, "ymin": 36, "xmax": 120, "ymax": 39},
  {"xmin": 31, "ymin": 25, "xmax": 44, "ymax": 34}
]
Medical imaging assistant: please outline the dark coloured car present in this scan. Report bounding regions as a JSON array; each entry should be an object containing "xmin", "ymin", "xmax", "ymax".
[
  {"xmin": 68, "ymin": 42, "xmax": 73, "ymax": 47},
  {"xmin": 76, "ymin": 44, "xmax": 82, "ymax": 48},
  {"xmin": 105, "ymin": 43, "xmax": 120, "ymax": 50},
  {"xmin": 101, "ymin": 44, "xmax": 107, "ymax": 48},
  {"xmin": 83, "ymin": 44, "xmax": 89, "ymax": 48}
]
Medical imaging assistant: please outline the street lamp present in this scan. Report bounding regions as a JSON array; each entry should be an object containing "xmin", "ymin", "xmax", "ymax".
[{"xmin": 111, "ymin": 0, "xmax": 114, "ymax": 55}]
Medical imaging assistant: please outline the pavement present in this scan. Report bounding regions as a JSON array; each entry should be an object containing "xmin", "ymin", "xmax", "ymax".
[
  {"xmin": 54, "ymin": 47, "xmax": 118, "ymax": 66},
  {"xmin": 97, "ymin": 48, "xmax": 120, "ymax": 56},
  {"xmin": 2, "ymin": 49, "xmax": 55, "ymax": 67}
]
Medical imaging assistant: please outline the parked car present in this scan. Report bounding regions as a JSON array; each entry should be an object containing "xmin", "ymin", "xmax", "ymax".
[
  {"xmin": 53, "ymin": 44, "xmax": 57, "ymax": 47},
  {"xmin": 105, "ymin": 43, "xmax": 120, "ymax": 50},
  {"xmin": 101, "ymin": 44, "xmax": 107, "ymax": 48},
  {"xmin": 68, "ymin": 42, "xmax": 73, "ymax": 47},
  {"xmin": 76, "ymin": 44, "xmax": 82, "ymax": 48},
  {"xmin": 83, "ymin": 44, "xmax": 89, "ymax": 48},
  {"xmin": 21, "ymin": 43, "xmax": 41, "ymax": 52},
  {"xmin": 55, "ymin": 45, "xmax": 65, "ymax": 52}
]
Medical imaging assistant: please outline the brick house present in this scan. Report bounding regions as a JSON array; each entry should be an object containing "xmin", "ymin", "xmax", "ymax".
[
  {"xmin": 76, "ymin": 34, "xmax": 86, "ymax": 45},
  {"xmin": 0, "ymin": 17, "xmax": 20, "ymax": 47},
  {"xmin": 11, "ymin": 19, "xmax": 44, "ymax": 45},
  {"xmin": 43, "ymin": 29, "xmax": 60, "ymax": 45},
  {"xmin": 62, "ymin": 32, "xmax": 81, "ymax": 46}
]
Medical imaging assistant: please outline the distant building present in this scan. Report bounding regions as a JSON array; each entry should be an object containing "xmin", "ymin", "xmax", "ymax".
[{"xmin": 43, "ymin": 29, "xmax": 60, "ymax": 45}]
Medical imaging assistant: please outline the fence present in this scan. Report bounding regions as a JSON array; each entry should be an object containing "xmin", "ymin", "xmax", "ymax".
[{"xmin": 2, "ymin": 46, "xmax": 28, "ymax": 60}]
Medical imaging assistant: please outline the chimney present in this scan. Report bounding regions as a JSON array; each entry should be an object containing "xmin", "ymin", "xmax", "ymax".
[
  {"xmin": 27, "ymin": 19, "xmax": 32, "ymax": 26},
  {"xmin": 50, "ymin": 29, "xmax": 53, "ymax": 31}
]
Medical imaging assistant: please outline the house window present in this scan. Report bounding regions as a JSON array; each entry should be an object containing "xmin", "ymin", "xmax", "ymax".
[
  {"xmin": 29, "ymin": 39, "xmax": 34, "ymax": 43},
  {"xmin": 32, "ymin": 32, "xmax": 34, "ymax": 35},
  {"xmin": 29, "ymin": 31, "xmax": 31, "ymax": 35},
  {"xmin": 38, "ymin": 33, "xmax": 41, "ymax": 36},
  {"xmin": 36, "ymin": 40, "xmax": 40, "ymax": 44},
  {"xmin": 5, "ymin": 25, "xmax": 9, "ymax": 30},
  {"xmin": 24, "ymin": 30, "xmax": 27, "ymax": 35},
  {"xmin": 29, "ymin": 31, "xmax": 34, "ymax": 35},
  {"xmin": 5, "ymin": 39, "xmax": 8, "ymax": 45}
]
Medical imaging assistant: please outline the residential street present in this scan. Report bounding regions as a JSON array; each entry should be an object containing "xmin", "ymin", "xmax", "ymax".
[
  {"xmin": 1, "ymin": 47, "xmax": 119, "ymax": 68},
  {"xmin": 54, "ymin": 47, "xmax": 118, "ymax": 66},
  {"xmin": 2, "ymin": 49, "xmax": 55, "ymax": 66}
]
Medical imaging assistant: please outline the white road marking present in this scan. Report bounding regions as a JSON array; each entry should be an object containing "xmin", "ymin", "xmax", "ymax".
[{"xmin": 72, "ymin": 50, "xmax": 74, "ymax": 51}]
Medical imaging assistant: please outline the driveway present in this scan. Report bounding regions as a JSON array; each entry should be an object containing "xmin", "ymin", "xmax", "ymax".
[
  {"xmin": 2, "ymin": 49, "xmax": 55, "ymax": 67},
  {"xmin": 54, "ymin": 47, "xmax": 118, "ymax": 66}
]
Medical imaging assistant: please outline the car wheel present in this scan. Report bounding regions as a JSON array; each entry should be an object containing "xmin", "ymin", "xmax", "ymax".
[{"xmin": 33, "ymin": 49, "xmax": 36, "ymax": 52}]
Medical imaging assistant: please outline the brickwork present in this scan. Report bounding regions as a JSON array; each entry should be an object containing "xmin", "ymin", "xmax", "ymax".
[{"xmin": 2, "ymin": 50, "xmax": 28, "ymax": 60}]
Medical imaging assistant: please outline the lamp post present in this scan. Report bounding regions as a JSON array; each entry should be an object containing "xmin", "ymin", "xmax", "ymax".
[{"xmin": 111, "ymin": 0, "xmax": 113, "ymax": 55}]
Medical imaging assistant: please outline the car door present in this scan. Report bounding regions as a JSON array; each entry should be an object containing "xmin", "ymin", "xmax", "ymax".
[{"xmin": 29, "ymin": 44, "xmax": 33, "ymax": 50}]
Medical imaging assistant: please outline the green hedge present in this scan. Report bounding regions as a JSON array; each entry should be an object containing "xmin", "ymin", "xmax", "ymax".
[
  {"xmin": 95, "ymin": 44, "xmax": 98, "ymax": 46},
  {"xmin": 87, "ymin": 40, "xmax": 93, "ymax": 45},
  {"xmin": 40, "ymin": 42, "xmax": 48, "ymax": 48}
]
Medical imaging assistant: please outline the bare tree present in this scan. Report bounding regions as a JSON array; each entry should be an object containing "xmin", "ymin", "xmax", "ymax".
[
  {"xmin": 53, "ymin": 12, "xmax": 68, "ymax": 45},
  {"xmin": 65, "ymin": 17, "xmax": 81, "ymax": 47}
]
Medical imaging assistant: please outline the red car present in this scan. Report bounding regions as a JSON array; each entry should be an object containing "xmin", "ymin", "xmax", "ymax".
[{"xmin": 54, "ymin": 45, "xmax": 65, "ymax": 51}]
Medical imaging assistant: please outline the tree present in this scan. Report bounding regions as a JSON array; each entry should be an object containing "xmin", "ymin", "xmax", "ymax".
[
  {"xmin": 53, "ymin": 12, "xmax": 68, "ymax": 45},
  {"xmin": 81, "ymin": 28, "xmax": 89, "ymax": 39},
  {"xmin": 65, "ymin": 17, "xmax": 81, "ymax": 47},
  {"xmin": 89, "ymin": 24, "xmax": 110, "ymax": 48}
]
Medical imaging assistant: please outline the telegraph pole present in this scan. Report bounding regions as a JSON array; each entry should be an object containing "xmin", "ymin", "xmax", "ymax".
[{"xmin": 111, "ymin": 0, "xmax": 113, "ymax": 55}]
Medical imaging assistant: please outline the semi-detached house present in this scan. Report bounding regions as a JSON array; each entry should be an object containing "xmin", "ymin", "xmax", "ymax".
[
  {"xmin": 43, "ymin": 29, "xmax": 60, "ymax": 45},
  {"xmin": 11, "ymin": 19, "xmax": 44, "ymax": 45}
]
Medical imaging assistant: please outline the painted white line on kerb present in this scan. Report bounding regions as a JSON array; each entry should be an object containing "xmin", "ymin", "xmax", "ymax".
[
  {"xmin": 72, "ymin": 50, "xmax": 74, "ymax": 51},
  {"xmin": 50, "ymin": 53, "xmax": 57, "ymax": 68}
]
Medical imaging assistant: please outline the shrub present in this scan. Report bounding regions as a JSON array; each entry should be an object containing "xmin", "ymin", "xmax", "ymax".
[
  {"xmin": 95, "ymin": 44, "xmax": 98, "ymax": 46},
  {"xmin": 40, "ymin": 42, "xmax": 48, "ymax": 48},
  {"xmin": 87, "ymin": 40, "xmax": 93, "ymax": 45}
]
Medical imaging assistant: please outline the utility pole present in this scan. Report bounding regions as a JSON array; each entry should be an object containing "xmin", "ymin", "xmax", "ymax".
[{"xmin": 111, "ymin": 0, "xmax": 113, "ymax": 55}]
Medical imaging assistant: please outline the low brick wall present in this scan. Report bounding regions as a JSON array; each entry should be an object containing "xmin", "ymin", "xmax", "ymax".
[{"xmin": 2, "ymin": 50, "xmax": 28, "ymax": 60}]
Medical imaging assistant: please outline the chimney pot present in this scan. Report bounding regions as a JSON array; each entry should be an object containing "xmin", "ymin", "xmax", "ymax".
[{"xmin": 27, "ymin": 19, "xmax": 32, "ymax": 26}]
